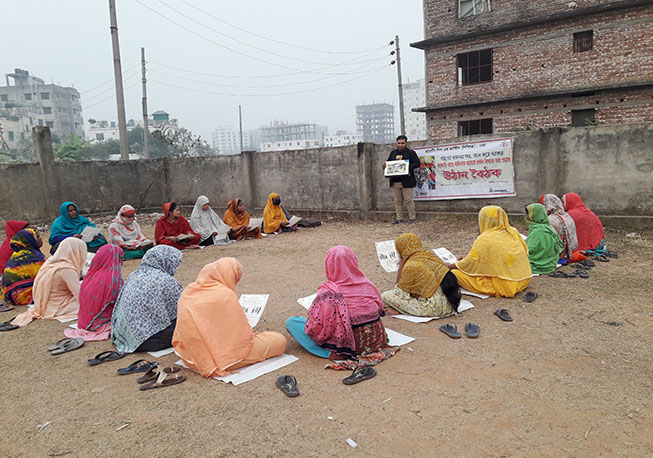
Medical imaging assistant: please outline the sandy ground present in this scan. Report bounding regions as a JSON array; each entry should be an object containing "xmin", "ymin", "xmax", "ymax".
[{"xmin": 0, "ymin": 216, "xmax": 651, "ymax": 457}]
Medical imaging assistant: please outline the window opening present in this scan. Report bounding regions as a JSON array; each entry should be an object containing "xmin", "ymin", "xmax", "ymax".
[
  {"xmin": 571, "ymin": 109, "xmax": 596, "ymax": 127},
  {"xmin": 573, "ymin": 30, "xmax": 593, "ymax": 53},
  {"xmin": 458, "ymin": 118, "xmax": 493, "ymax": 136},
  {"xmin": 459, "ymin": 0, "xmax": 491, "ymax": 18},
  {"xmin": 458, "ymin": 49, "xmax": 493, "ymax": 85}
]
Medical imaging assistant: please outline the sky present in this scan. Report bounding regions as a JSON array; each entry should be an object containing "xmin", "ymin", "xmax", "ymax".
[{"xmin": 1, "ymin": 0, "xmax": 426, "ymax": 141}]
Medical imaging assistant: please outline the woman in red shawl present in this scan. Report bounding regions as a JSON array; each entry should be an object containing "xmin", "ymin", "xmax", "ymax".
[
  {"xmin": 0, "ymin": 220, "xmax": 29, "ymax": 274},
  {"xmin": 563, "ymin": 193, "xmax": 605, "ymax": 252},
  {"xmin": 155, "ymin": 202, "xmax": 200, "ymax": 250}
]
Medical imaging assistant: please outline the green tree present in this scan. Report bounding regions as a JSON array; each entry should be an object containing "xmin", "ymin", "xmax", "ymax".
[{"xmin": 54, "ymin": 133, "xmax": 89, "ymax": 161}]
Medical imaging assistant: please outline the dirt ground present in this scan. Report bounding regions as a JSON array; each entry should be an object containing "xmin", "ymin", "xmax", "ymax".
[{"xmin": 0, "ymin": 216, "xmax": 651, "ymax": 457}]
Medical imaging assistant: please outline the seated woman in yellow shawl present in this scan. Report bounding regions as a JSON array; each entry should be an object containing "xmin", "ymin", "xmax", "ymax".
[
  {"xmin": 447, "ymin": 206, "xmax": 532, "ymax": 298},
  {"xmin": 263, "ymin": 193, "xmax": 297, "ymax": 234}
]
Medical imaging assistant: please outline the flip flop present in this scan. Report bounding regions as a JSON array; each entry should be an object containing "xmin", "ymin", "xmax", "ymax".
[
  {"xmin": 0, "ymin": 319, "xmax": 19, "ymax": 332},
  {"xmin": 137, "ymin": 366, "xmax": 179, "ymax": 384},
  {"xmin": 48, "ymin": 337, "xmax": 73, "ymax": 352},
  {"xmin": 342, "ymin": 366, "xmax": 377, "ymax": 385},
  {"xmin": 572, "ymin": 269, "xmax": 589, "ymax": 278},
  {"xmin": 594, "ymin": 255, "xmax": 609, "ymax": 262},
  {"xmin": 276, "ymin": 375, "xmax": 300, "ymax": 397},
  {"xmin": 523, "ymin": 292, "xmax": 539, "ymax": 302},
  {"xmin": 139, "ymin": 372, "xmax": 186, "ymax": 391},
  {"xmin": 465, "ymin": 322, "xmax": 480, "ymax": 338},
  {"xmin": 439, "ymin": 324, "xmax": 461, "ymax": 339},
  {"xmin": 494, "ymin": 309, "xmax": 513, "ymax": 322},
  {"xmin": 573, "ymin": 263, "xmax": 591, "ymax": 270},
  {"xmin": 87, "ymin": 350, "xmax": 126, "ymax": 366},
  {"xmin": 0, "ymin": 303, "xmax": 14, "ymax": 313},
  {"xmin": 549, "ymin": 271, "xmax": 572, "ymax": 278},
  {"xmin": 607, "ymin": 251, "xmax": 619, "ymax": 258},
  {"xmin": 581, "ymin": 259, "xmax": 595, "ymax": 268},
  {"xmin": 50, "ymin": 337, "xmax": 84, "ymax": 355},
  {"xmin": 117, "ymin": 359, "xmax": 157, "ymax": 375}
]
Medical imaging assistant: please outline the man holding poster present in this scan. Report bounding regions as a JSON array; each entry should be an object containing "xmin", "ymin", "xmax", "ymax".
[{"xmin": 384, "ymin": 135, "xmax": 420, "ymax": 224}]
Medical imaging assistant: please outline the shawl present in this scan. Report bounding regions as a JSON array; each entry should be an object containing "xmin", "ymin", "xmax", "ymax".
[
  {"xmin": 111, "ymin": 245, "xmax": 183, "ymax": 353},
  {"xmin": 78, "ymin": 244, "xmax": 124, "ymax": 331},
  {"xmin": 1, "ymin": 228, "xmax": 45, "ymax": 304},
  {"xmin": 540, "ymin": 194, "xmax": 578, "ymax": 260},
  {"xmin": 456, "ymin": 206, "xmax": 532, "ymax": 281},
  {"xmin": 0, "ymin": 220, "xmax": 28, "ymax": 272},
  {"xmin": 189, "ymin": 195, "xmax": 230, "ymax": 243},
  {"xmin": 223, "ymin": 198, "xmax": 251, "ymax": 229},
  {"xmin": 526, "ymin": 204, "xmax": 563, "ymax": 274},
  {"xmin": 563, "ymin": 193, "xmax": 605, "ymax": 251},
  {"xmin": 155, "ymin": 202, "xmax": 199, "ymax": 244},
  {"xmin": 263, "ymin": 193, "xmax": 287, "ymax": 233},
  {"xmin": 49, "ymin": 202, "xmax": 96, "ymax": 245},
  {"xmin": 173, "ymin": 258, "xmax": 254, "ymax": 377},
  {"xmin": 109, "ymin": 204, "xmax": 150, "ymax": 248},
  {"xmin": 395, "ymin": 233, "xmax": 449, "ymax": 298}
]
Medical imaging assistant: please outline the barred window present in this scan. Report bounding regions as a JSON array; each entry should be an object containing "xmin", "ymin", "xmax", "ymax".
[
  {"xmin": 573, "ymin": 30, "xmax": 593, "ymax": 53},
  {"xmin": 458, "ymin": 49, "xmax": 493, "ymax": 85},
  {"xmin": 459, "ymin": 0, "xmax": 491, "ymax": 18},
  {"xmin": 458, "ymin": 119, "xmax": 493, "ymax": 136}
]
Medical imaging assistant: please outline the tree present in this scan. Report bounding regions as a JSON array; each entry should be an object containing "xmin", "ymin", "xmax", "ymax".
[{"xmin": 54, "ymin": 133, "xmax": 89, "ymax": 161}]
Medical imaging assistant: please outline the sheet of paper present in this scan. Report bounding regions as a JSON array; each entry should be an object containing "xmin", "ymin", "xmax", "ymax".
[
  {"xmin": 297, "ymin": 293, "xmax": 317, "ymax": 310},
  {"xmin": 458, "ymin": 299, "xmax": 475, "ymax": 312},
  {"xmin": 287, "ymin": 215, "xmax": 302, "ymax": 227},
  {"xmin": 68, "ymin": 323, "xmax": 78, "ymax": 329},
  {"xmin": 375, "ymin": 240, "xmax": 400, "ymax": 273},
  {"xmin": 239, "ymin": 294, "xmax": 269, "ymax": 327},
  {"xmin": 80, "ymin": 226, "xmax": 103, "ymax": 243},
  {"xmin": 147, "ymin": 347, "xmax": 175, "ymax": 358},
  {"xmin": 519, "ymin": 233, "xmax": 528, "ymax": 240},
  {"xmin": 56, "ymin": 317, "xmax": 76, "ymax": 323},
  {"xmin": 461, "ymin": 288, "xmax": 489, "ymax": 299},
  {"xmin": 432, "ymin": 247, "xmax": 457, "ymax": 264},
  {"xmin": 247, "ymin": 217, "xmax": 263, "ymax": 230},
  {"xmin": 391, "ymin": 299, "xmax": 475, "ymax": 323},
  {"xmin": 177, "ymin": 233, "xmax": 195, "ymax": 242},
  {"xmin": 81, "ymin": 252, "xmax": 95, "ymax": 277},
  {"xmin": 385, "ymin": 328, "xmax": 415, "ymax": 346}
]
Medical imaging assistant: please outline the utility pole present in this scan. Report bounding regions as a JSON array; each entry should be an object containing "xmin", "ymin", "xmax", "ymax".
[
  {"xmin": 395, "ymin": 35, "xmax": 406, "ymax": 135},
  {"xmin": 109, "ymin": 0, "xmax": 129, "ymax": 160},
  {"xmin": 141, "ymin": 47, "xmax": 150, "ymax": 159},
  {"xmin": 238, "ymin": 105, "xmax": 244, "ymax": 153}
]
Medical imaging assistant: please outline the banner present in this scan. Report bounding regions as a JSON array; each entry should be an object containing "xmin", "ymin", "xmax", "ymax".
[{"xmin": 413, "ymin": 138, "xmax": 515, "ymax": 200}]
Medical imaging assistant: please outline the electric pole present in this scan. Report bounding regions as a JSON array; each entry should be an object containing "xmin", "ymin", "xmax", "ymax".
[
  {"xmin": 141, "ymin": 47, "xmax": 150, "ymax": 159},
  {"xmin": 395, "ymin": 35, "xmax": 406, "ymax": 135},
  {"xmin": 109, "ymin": 0, "xmax": 129, "ymax": 160}
]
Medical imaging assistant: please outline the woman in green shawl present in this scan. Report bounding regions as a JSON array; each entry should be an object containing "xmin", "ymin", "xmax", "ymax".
[{"xmin": 525, "ymin": 203, "xmax": 563, "ymax": 274}]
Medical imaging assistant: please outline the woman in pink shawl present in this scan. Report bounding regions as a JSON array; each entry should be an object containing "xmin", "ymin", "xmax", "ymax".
[
  {"xmin": 286, "ymin": 245, "xmax": 399, "ymax": 370},
  {"xmin": 64, "ymin": 244, "xmax": 124, "ymax": 341}
]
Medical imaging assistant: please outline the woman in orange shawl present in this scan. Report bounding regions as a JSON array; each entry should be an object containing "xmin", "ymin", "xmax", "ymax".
[
  {"xmin": 172, "ymin": 258, "xmax": 287, "ymax": 378},
  {"xmin": 223, "ymin": 198, "xmax": 262, "ymax": 240},
  {"xmin": 263, "ymin": 193, "xmax": 295, "ymax": 234}
]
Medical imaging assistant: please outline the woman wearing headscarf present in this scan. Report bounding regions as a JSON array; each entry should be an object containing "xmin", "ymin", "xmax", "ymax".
[
  {"xmin": 563, "ymin": 193, "xmax": 605, "ymax": 252},
  {"xmin": 173, "ymin": 258, "xmax": 287, "ymax": 377},
  {"xmin": 525, "ymin": 204, "xmax": 563, "ymax": 274},
  {"xmin": 154, "ymin": 202, "xmax": 201, "ymax": 250},
  {"xmin": 540, "ymin": 194, "xmax": 580, "ymax": 263},
  {"xmin": 263, "ymin": 193, "xmax": 296, "ymax": 234},
  {"xmin": 189, "ymin": 195, "xmax": 232, "ymax": 246},
  {"xmin": 63, "ymin": 244, "xmax": 124, "ymax": 341},
  {"xmin": 449, "ymin": 206, "xmax": 532, "ymax": 298},
  {"xmin": 381, "ymin": 233, "xmax": 461, "ymax": 317},
  {"xmin": 1, "ymin": 228, "xmax": 45, "ymax": 306},
  {"xmin": 49, "ymin": 202, "xmax": 107, "ymax": 254},
  {"xmin": 286, "ymin": 246, "xmax": 399, "ymax": 370},
  {"xmin": 12, "ymin": 237, "xmax": 87, "ymax": 327},
  {"xmin": 108, "ymin": 204, "xmax": 153, "ymax": 260},
  {"xmin": 111, "ymin": 245, "xmax": 183, "ymax": 353},
  {"xmin": 0, "ymin": 220, "xmax": 29, "ymax": 275},
  {"xmin": 223, "ymin": 198, "xmax": 262, "ymax": 240}
]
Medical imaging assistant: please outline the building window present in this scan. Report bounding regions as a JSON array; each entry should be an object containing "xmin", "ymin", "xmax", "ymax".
[
  {"xmin": 43, "ymin": 107, "xmax": 52, "ymax": 114},
  {"xmin": 8, "ymin": 131, "xmax": 14, "ymax": 141},
  {"xmin": 458, "ymin": 118, "xmax": 493, "ymax": 136},
  {"xmin": 573, "ymin": 30, "xmax": 593, "ymax": 53},
  {"xmin": 45, "ymin": 121, "xmax": 54, "ymax": 128},
  {"xmin": 24, "ymin": 93, "xmax": 32, "ymax": 101},
  {"xmin": 571, "ymin": 109, "xmax": 596, "ymax": 127},
  {"xmin": 459, "ymin": 0, "xmax": 491, "ymax": 18},
  {"xmin": 0, "ymin": 94, "xmax": 7, "ymax": 102},
  {"xmin": 40, "ymin": 92, "xmax": 50, "ymax": 100},
  {"xmin": 458, "ymin": 49, "xmax": 493, "ymax": 85},
  {"xmin": 38, "ymin": 119, "xmax": 44, "ymax": 126},
  {"xmin": 96, "ymin": 133, "xmax": 105, "ymax": 141}
]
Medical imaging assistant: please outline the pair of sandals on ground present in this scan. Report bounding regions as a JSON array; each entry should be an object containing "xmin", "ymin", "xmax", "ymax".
[
  {"xmin": 94, "ymin": 352, "xmax": 186, "ymax": 390},
  {"xmin": 275, "ymin": 366, "xmax": 377, "ymax": 398}
]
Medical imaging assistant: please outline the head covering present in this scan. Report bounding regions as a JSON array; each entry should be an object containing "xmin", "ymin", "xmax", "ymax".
[
  {"xmin": 78, "ymin": 244, "xmax": 124, "ymax": 331},
  {"xmin": 111, "ymin": 245, "xmax": 183, "ymax": 353},
  {"xmin": 223, "ymin": 198, "xmax": 250, "ymax": 229},
  {"xmin": 0, "ymin": 220, "xmax": 29, "ymax": 272},
  {"xmin": 540, "ymin": 194, "xmax": 578, "ymax": 260},
  {"xmin": 173, "ymin": 258, "xmax": 254, "ymax": 377},
  {"xmin": 109, "ymin": 204, "xmax": 149, "ymax": 248},
  {"xmin": 49, "ymin": 202, "xmax": 95, "ymax": 244},
  {"xmin": 563, "ymin": 193, "xmax": 605, "ymax": 251},
  {"xmin": 395, "ymin": 233, "xmax": 449, "ymax": 298},
  {"xmin": 456, "ymin": 206, "xmax": 532, "ymax": 281},
  {"xmin": 1, "ymin": 228, "xmax": 45, "ymax": 305},
  {"xmin": 189, "ymin": 195, "xmax": 230, "ymax": 243},
  {"xmin": 263, "ymin": 193, "xmax": 287, "ymax": 233},
  {"xmin": 526, "ymin": 204, "xmax": 563, "ymax": 274}
]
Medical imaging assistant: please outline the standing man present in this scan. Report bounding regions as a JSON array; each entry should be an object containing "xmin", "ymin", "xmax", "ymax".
[{"xmin": 385, "ymin": 135, "xmax": 420, "ymax": 224}]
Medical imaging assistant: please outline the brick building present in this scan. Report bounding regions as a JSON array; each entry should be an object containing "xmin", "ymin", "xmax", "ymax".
[{"xmin": 411, "ymin": 0, "xmax": 653, "ymax": 139}]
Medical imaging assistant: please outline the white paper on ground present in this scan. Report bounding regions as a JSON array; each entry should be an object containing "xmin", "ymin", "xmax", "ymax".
[
  {"xmin": 80, "ymin": 226, "xmax": 103, "ymax": 243},
  {"xmin": 375, "ymin": 240, "xmax": 400, "ymax": 273},
  {"xmin": 392, "ymin": 299, "xmax": 475, "ymax": 323},
  {"xmin": 247, "ymin": 217, "xmax": 263, "ymax": 230},
  {"xmin": 147, "ymin": 347, "xmax": 175, "ymax": 358},
  {"xmin": 385, "ymin": 328, "xmax": 415, "ymax": 346},
  {"xmin": 461, "ymin": 288, "xmax": 490, "ymax": 299},
  {"xmin": 432, "ymin": 247, "xmax": 457, "ymax": 264},
  {"xmin": 287, "ymin": 215, "xmax": 302, "ymax": 227},
  {"xmin": 297, "ymin": 293, "xmax": 317, "ymax": 310},
  {"xmin": 238, "ymin": 294, "xmax": 269, "ymax": 327},
  {"xmin": 176, "ymin": 354, "xmax": 299, "ymax": 386},
  {"xmin": 56, "ymin": 317, "xmax": 76, "ymax": 323},
  {"xmin": 458, "ymin": 299, "xmax": 475, "ymax": 312}
]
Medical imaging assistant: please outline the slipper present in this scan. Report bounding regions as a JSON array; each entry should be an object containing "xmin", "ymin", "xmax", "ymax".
[
  {"xmin": 87, "ymin": 350, "xmax": 126, "ymax": 366},
  {"xmin": 594, "ymin": 255, "xmax": 609, "ymax": 262},
  {"xmin": 465, "ymin": 322, "xmax": 480, "ymax": 338},
  {"xmin": 523, "ymin": 292, "xmax": 539, "ymax": 303},
  {"xmin": 0, "ymin": 303, "xmax": 14, "ymax": 313},
  {"xmin": 137, "ymin": 366, "xmax": 179, "ymax": 384},
  {"xmin": 573, "ymin": 263, "xmax": 591, "ymax": 270},
  {"xmin": 439, "ymin": 324, "xmax": 461, "ymax": 339},
  {"xmin": 50, "ymin": 337, "xmax": 84, "ymax": 355},
  {"xmin": 0, "ymin": 319, "xmax": 19, "ymax": 332},
  {"xmin": 117, "ymin": 359, "xmax": 157, "ymax": 375},
  {"xmin": 549, "ymin": 271, "xmax": 572, "ymax": 278},
  {"xmin": 580, "ymin": 259, "xmax": 595, "ymax": 268},
  {"xmin": 494, "ymin": 309, "xmax": 513, "ymax": 322},
  {"xmin": 342, "ymin": 366, "xmax": 377, "ymax": 385},
  {"xmin": 276, "ymin": 375, "xmax": 300, "ymax": 397},
  {"xmin": 139, "ymin": 372, "xmax": 186, "ymax": 391},
  {"xmin": 606, "ymin": 251, "xmax": 619, "ymax": 258},
  {"xmin": 48, "ymin": 337, "xmax": 73, "ymax": 352},
  {"xmin": 572, "ymin": 269, "xmax": 589, "ymax": 278}
]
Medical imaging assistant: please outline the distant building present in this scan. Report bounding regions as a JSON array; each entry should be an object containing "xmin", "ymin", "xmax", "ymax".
[
  {"xmin": 260, "ymin": 139, "xmax": 321, "ymax": 152},
  {"xmin": 403, "ymin": 79, "xmax": 427, "ymax": 140},
  {"xmin": 324, "ymin": 130, "xmax": 363, "ymax": 147},
  {"xmin": 87, "ymin": 119, "xmax": 137, "ymax": 144},
  {"xmin": 212, "ymin": 126, "xmax": 249, "ymax": 155},
  {"xmin": 356, "ymin": 103, "xmax": 395, "ymax": 144},
  {"xmin": 0, "ymin": 112, "xmax": 32, "ymax": 149},
  {"xmin": 256, "ymin": 121, "xmax": 328, "ymax": 152}
]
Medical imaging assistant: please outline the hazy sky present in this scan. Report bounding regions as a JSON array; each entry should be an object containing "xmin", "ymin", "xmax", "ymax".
[{"xmin": 2, "ymin": 1, "xmax": 425, "ymax": 140}]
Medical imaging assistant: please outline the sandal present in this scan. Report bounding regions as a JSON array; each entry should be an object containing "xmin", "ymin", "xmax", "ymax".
[
  {"xmin": 87, "ymin": 350, "xmax": 126, "ymax": 366},
  {"xmin": 594, "ymin": 255, "xmax": 609, "ymax": 262},
  {"xmin": 549, "ymin": 271, "xmax": 572, "ymax": 278},
  {"xmin": 50, "ymin": 337, "xmax": 84, "ymax": 355},
  {"xmin": 523, "ymin": 292, "xmax": 539, "ymax": 303},
  {"xmin": 117, "ymin": 359, "xmax": 157, "ymax": 375},
  {"xmin": 48, "ymin": 337, "xmax": 73, "ymax": 352},
  {"xmin": 580, "ymin": 259, "xmax": 595, "ymax": 268},
  {"xmin": 0, "ymin": 303, "xmax": 14, "ymax": 313},
  {"xmin": 494, "ymin": 309, "xmax": 513, "ymax": 322},
  {"xmin": 572, "ymin": 269, "xmax": 589, "ymax": 278},
  {"xmin": 342, "ymin": 367, "xmax": 377, "ymax": 385},
  {"xmin": 439, "ymin": 323, "xmax": 461, "ymax": 339},
  {"xmin": 139, "ymin": 371, "xmax": 186, "ymax": 391},
  {"xmin": 0, "ymin": 319, "xmax": 19, "ymax": 332},
  {"xmin": 137, "ymin": 366, "xmax": 179, "ymax": 384},
  {"xmin": 606, "ymin": 251, "xmax": 619, "ymax": 258},
  {"xmin": 275, "ymin": 375, "xmax": 300, "ymax": 397},
  {"xmin": 465, "ymin": 322, "xmax": 480, "ymax": 338}
]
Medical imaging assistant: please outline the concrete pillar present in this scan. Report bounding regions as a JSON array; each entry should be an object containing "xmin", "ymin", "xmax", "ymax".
[
  {"xmin": 33, "ymin": 126, "xmax": 60, "ymax": 219},
  {"xmin": 357, "ymin": 142, "xmax": 376, "ymax": 217},
  {"xmin": 241, "ymin": 150, "xmax": 258, "ymax": 209}
]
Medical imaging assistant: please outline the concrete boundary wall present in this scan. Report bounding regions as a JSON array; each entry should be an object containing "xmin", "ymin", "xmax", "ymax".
[{"xmin": 0, "ymin": 124, "xmax": 651, "ymax": 225}]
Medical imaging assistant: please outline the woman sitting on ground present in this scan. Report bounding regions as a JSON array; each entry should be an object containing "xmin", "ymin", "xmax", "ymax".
[
  {"xmin": 525, "ymin": 203, "xmax": 563, "ymax": 274},
  {"xmin": 173, "ymin": 258, "xmax": 287, "ymax": 377},
  {"xmin": 223, "ymin": 198, "xmax": 262, "ymax": 240},
  {"xmin": 111, "ymin": 245, "xmax": 182, "ymax": 353},
  {"xmin": 189, "ymin": 195, "xmax": 232, "ymax": 246},
  {"xmin": 12, "ymin": 237, "xmax": 87, "ymax": 327},
  {"xmin": 49, "ymin": 202, "xmax": 107, "ymax": 254},
  {"xmin": 0, "ymin": 220, "xmax": 29, "ymax": 275},
  {"xmin": 381, "ymin": 233, "xmax": 461, "ymax": 317},
  {"xmin": 448, "ymin": 206, "xmax": 532, "ymax": 298},
  {"xmin": 64, "ymin": 244, "xmax": 123, "ymax": 341},
  {"xmin": 108, "ymin": 204, "xmax": 153, "ymax": 260},
  {"xmin": 1, "ymin": 228, "xmax": 45, "ymax": 307},
  {"xmin": 154, "ymin": 202, "xmax": 201, "ymax": 250},
  {"xmin": 263, "ymin": 193, "xmax": 296, "ymax": 234},
  {"xmin": 540, "ymin": 194, "xmax": 582, "ymax": 263},
  {"xmin": 286, "ymin": 246, "xmax": 399, "ymax": 370},
  {"xmin": 563, "ymin": 192, "xmax": 605, "ymax": 253}
]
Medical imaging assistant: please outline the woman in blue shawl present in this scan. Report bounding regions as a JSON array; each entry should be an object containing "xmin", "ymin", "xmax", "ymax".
[{"xmin": 49, "ymin": 202, "xmax": 107, "ymax": 254}]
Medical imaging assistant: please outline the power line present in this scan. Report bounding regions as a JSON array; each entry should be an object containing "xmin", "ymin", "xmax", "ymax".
[
  {"xmin": 80, "ymin": 63, "xmax": 140, "ymax": 94},
  {"xmin": 81, "ymin": 72, "xmax": 140, "ymax": 102},
  {"xmin": 84, "ymin": 81, "xmax": 140, "ymax": 110}
]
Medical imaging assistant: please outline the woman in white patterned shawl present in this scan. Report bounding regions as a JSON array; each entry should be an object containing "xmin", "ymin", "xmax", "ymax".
[{"xmin": 540, "ymin": 194, "xmax": 579, "ymax": 262}]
